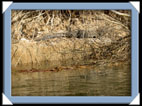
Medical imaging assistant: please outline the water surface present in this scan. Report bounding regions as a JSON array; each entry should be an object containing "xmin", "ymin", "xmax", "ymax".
[{"xmin": 12, "ymin": 64, "xmax": 131, "ymax": 96}]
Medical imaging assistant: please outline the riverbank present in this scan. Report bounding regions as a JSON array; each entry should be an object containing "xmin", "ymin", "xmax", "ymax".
[
  {"xmin": 11, "ymin": 10, "xmax": 131, "ymax": 71},
  {"xmin": 11, "ymin": 34, "xmax": 130, "ymax": 71}
]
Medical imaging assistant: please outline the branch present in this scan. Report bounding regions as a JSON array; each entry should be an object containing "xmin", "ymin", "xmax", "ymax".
[{"xmin": 111, "ymin": 10, "xmax": 131, "ymax": 17}]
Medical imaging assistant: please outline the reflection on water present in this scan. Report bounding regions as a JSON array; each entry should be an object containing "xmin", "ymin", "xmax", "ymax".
[{"xmin": 12, "ymin": 64, "xmax": 131, "ymax": 96}]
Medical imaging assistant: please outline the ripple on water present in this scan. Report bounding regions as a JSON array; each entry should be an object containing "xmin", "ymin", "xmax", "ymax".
[{"xmin": 12, "ymin": 64, "xmax": 131, "ymax": 96}]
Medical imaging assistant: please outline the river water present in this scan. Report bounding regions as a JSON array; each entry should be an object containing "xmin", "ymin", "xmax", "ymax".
[{"xmin": 12, "ymin": 64, "xmax": 131, "ymax": 96}]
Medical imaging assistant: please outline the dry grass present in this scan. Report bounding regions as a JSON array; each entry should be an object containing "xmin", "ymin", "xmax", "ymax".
[
  {"xmin": 11, "ymin": 10, "xmax": 131, "ymax": 40},
  {"xmin": 11, "ymin": 10, "xmax": 131, "ymax": 70}
]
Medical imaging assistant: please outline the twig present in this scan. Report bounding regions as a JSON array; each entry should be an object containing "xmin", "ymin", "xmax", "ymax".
[
  {"xmin": 15, "ymin": 48, "xmax": 24, "ymax": 67},
  {"xmin": 102, "ymin": 14, "xmax": 130, "ymax": 31},
  {"xmin": 46, "ymin": 16, "xmax": 51, "ymax": 25},
  {"xmin": 51, "ymin": 11, "xmax": 55, "ymax": 27},
  {"xmin": 111, "ymin": 10, "xmax": 131, "ymax": 17},
  {"xmin": 12, "ymin": 45, "xmax": 18, "ymax": 61}
]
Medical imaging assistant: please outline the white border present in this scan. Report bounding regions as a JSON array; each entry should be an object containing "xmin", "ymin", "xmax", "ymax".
[
  {"xmin": 2, "ymin": 1, "xmax": 13, "ymax": 13},
  {"xmin": 130, "ymin": 1, "xmax": 140, "ymax": 13},
  {"xmin": 130, "ymin": 93, "xmax": 140, "ymax": 105},
  {"xmin": 2, "ymin": 93, "xmax": 13, "ymax": 105}
]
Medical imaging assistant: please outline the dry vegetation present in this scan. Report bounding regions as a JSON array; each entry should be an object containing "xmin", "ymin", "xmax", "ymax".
[{"xmin": 11, "ymin": 10, "xmax": 131, "ymax": 70}]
